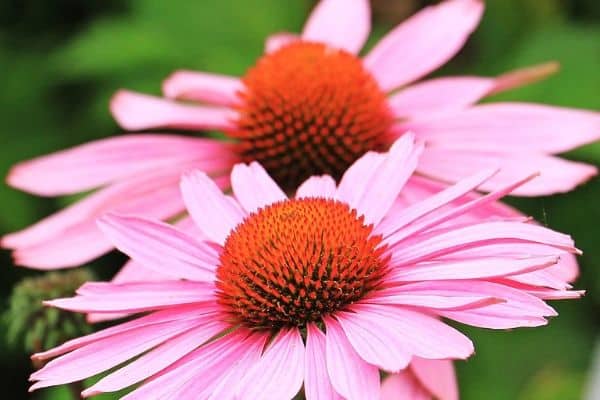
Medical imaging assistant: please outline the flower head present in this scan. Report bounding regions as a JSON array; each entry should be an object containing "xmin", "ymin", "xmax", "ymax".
[
  {"xmin": 30, "ymin": 135, "xmax": 582, "ymax": 399},
  {"xmin": 4, "ymin": 0, "xmax": 598, "ymax": 270}
]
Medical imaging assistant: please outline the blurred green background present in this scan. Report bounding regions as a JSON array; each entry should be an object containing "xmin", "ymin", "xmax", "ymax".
[{"xmin": 0, "ymin": 0, "xmax": 598, "ymax": 399}]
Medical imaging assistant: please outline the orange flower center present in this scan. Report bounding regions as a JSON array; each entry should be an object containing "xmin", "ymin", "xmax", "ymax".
[
  {"xmin": 232, "ymin": 41, "xmax": 394, "ymax": 189},
  {"xmin": 216, "ymin": 198, "xmax": 389, "ymax": 329}
]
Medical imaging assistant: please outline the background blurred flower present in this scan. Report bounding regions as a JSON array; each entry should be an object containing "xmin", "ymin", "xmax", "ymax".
[{"xmin": 3, "ymin": 0, "xmax": 598, "ymax": 272}]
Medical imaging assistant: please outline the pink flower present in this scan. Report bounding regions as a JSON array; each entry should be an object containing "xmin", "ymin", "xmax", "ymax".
[
  {"xmin": 4, "ymin": 0, "xmax": 598, "ymax": 269},
  {"xmin": 30, "ymin": 135, "xmax": 582, "ymax": 399}
]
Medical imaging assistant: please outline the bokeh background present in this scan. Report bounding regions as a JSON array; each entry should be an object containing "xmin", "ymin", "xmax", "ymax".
[{"xmin": 0, "ymin": 0, "xmax": 598, "ymax": 399}]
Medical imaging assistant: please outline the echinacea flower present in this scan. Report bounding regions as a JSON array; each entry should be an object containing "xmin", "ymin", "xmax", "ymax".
[
  {"xmin": 30, "ymin": 135, "xmax": 582, "ymax": 399},
  {"xmin": 4, "ymin": 0, "xmax": 598, "ymax": 269}
]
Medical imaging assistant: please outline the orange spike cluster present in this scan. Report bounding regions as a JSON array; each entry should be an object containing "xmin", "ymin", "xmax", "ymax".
[
  {"xmin": 231, "ymin": 41, "xmax": 394, "ymax": 189},
  {"xmin": 216, "ymin": 198, "xmax": 389, "ymax": 330}
]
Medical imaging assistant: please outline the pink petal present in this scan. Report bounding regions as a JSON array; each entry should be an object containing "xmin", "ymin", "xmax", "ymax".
[
  {"xmin": 375, "ymin": 168, "xmax": 498, "ymax": 238},
  {"xmin": 411, "ymin": 358, "xmax": 458, "ymax": 400},
  {"xmin": 384, "ymin": 172, "xmax": 539, "ymax": 244},
  {"xmin": 334, "ymin": 312, "xmax": 412, "ymax": 372},
  {"xmin": 180, "ymin": 170, "xmax": 245, "ymax": 245},
  {"xmin": 387, "ymin": 255, "xmax": 558, "ymax": 282},
  {"xmin": 336, "ymin": 151, "xmax": 386, "ymax": 205},
  {"xmin": 121, "ymin": 329, "xmax": 265, "ymax": 400},
  {"xmin": 33, "ymin": 306, "xmax": 215, "ymax": 361},
  {"xmin": 389, "ymin": 77, "xmax": 495, "ymax": 119},
  {"xmin": 296, "ymin": 175, "xmax": 337, "ymax": 199},
  {"xmin": 86, "ymin": 259, "xmax": 168, "ymax": 323},
  {"xmin": 366, "ymin": 290, "xmax": 501, "ymax": 311},
  {"xmin": 364, "ymin": 0, "xmax": 484, "ymax": 91},
  {"xmin": 230, "ymin": 162, "xmax": 287, "ymax": 214},
  {"xmin": 302, "ymin": 0, "xmax": 370, "ymax": 54},
  {"xmin": 81, "ymin": 320, "xmax": 226, "ymax": 396},
  {"xmin": 349, "ymin": 304, "xmax": 474, "ymax": 360},
  {"xmin": 87, "ymin": 216, "xmax": 206, "ymax": 324},
  {"xmin": 405, "ymin": 103, "xmax": 600, "ymax": 154},
  {"xmin": 46, "ymin": 281, "xmax": 216, "ymax": 313},
  {"xmin": 304, "ymin": 324, "xmax": 342, "ymax": 400},
  {"xmin": 265, "ymin": 32, "xmax": 299, "ymax": 53},
  {"xmin": 30, "ymin": 314, "xmax": 216, "ymax": 389},
  {"xmin": 324, "ymin": 316, "xmax": 380, "ymax": 400},
  {"xmin": 402, "ymin": 281, "xmax": 557, "ymax": 328},
  {"xmin": 389, "ymin": 221, "xmax": 577, "ymax": 265},
  {"xmin": 97, "ymin": 213, "xmax": 218, "ymax": 281},
  {"xmin": 3, "ymin": 166, "xmax": 202, "ymax": 268},
  {"xmin": 380, "ymin": 371, "xmax": 431, "ymax": 400},
  {"xmin": 9, "ymin": 225, "xmax": 113, "ymax": 270},
  {"xmin": 110, "ymin": 90, "xmax": 237, "ymax": 131},
  {"xmin": 337, "ymin": 133, "xmax": 422, "ymax": 226},
  {"xmin": 6, "ymin": 135, "xmax": 235, "ymax": 196},
  {"xmin": 237, "ymin": 329, "xmax": 305, "ymax": 400},
  {"xmin": 207, "ymin": 333, "xmax": 268, "ymax": 400},
  {"xmin": 162, "ymin": 70, "xmax": 242, "ymax": 106},
  {"xmin": 417, "ymin": 147, "xmax": 597, "ymax": 196}
]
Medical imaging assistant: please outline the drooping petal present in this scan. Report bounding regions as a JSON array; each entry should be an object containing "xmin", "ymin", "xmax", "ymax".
[
  {"xmin": 6, "ymin": 135, "xmax": 236, "ymax": 196},
  {"xmin": 110, "ymin": 90, "xmax": 237, "ymax": 131},
  {"xmin": 162, "ymin": 70, "xmax": 242, "ymax": 106},
  {"xmin": 33, "ymin": 305, "xmax": 217, "ymax": 361},
  {"xmin": 388, "ymin": 77, "xmax": 494, "ymax": 119},
  {"xmin": 46, "ymin": 281, "xmax": 216, "ymax": 314},
  {"xmin": 389, "ymin": 220, "xmax": 577, "ymax": 265},
  {"xmin": 411, "ymin": 358, "xmax": 458, "ymax": 400},
  {"xmin": 324, "ymin": 316, "xmax": 380, "ymax": 400},
  {"xmin": 98, "ymin": 214, "xmax": 219, "ymax": 281},
  {"xmin": 148, "ymin": 331, "xmax": 265, "ymax": 400},
  {"xmin": 180, "ymin": 170, "xmax": 245, "ymax": 245},
  {"xmin": 237, "ymin": 329, "xmax": 305, "ymax": 400},
  {"xmin": 230, "ymin": 162, "xmax": 287, "ymax": 214},
  {"xmin": 364, "ymin": 0, "xmax": 484, "ymax": 91},
  {"xmin": 334, "ymin": 312, "xmax": 412, "ymax": 372},
  {"xmin": 404, "ymin": 103, "xmax": 600, "ymax": 154},
  {"xmin": 386, "ymin": 255, "xmax": 558, "ymax": 283},
  {"xmin": 86, "ymin": 259, "xmax": 169, "ymax": 323},
  {"xmin": 348, "ymin": 304, "xmax": 474, "ymax": 360},
  {"xmin": 304, "ymin": 324, "xmax": 342, "ymax": 400},
  {"xmin": 384, "ymin": 172, "xmax": 539, "ymax": 244},
  {"xmin": 81, "ymin": 320, "xmax": 226, "ymax": 396},
  {"xmin": 302, "ymin": 0, "xmax": 370, "ymax": 54},
  {"xmin": 374, "ymin": 168, "xmax": 498, "ymax": 238},
  {"xmin": 87, "ymin": 216, "xmax": 208, "ymax": 324},
  {"xmin": 4, "ymin": 167, "xmax": 201, "ymax": 269},
  {"xmin": 401, "ymin": 280, "xmax": 557, "ymax": 328},
  {"xmin": 296, "ymin": 175, "xmax": 337, "ymax": 199},
  {"xmin": 207, "ymin": 333, "xmax": 268, "ymax": 400},
  {"xmin": 121, "ymin": 329, "xmax": 266, "ymax": 400},
  {"xmin": 265, "ymin": 32, "xmax": 299, "ymax": 53},
  {"xmin": 417, "ymin": 147, "xmax": 597, "ymax": 196},
  {"xmin": 30, "ymin": 312, "xmax": 219, "ymax": 390},
  {"xmin": 365, "ymin": 290, "xmax": 501, "ymax": 311}
]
